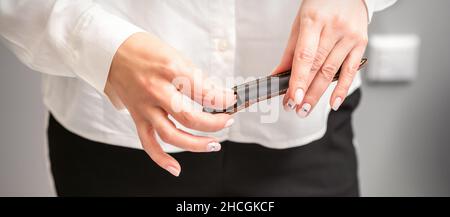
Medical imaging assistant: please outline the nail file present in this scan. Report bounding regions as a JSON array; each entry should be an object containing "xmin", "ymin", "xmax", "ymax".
[{"xmin": 203, "ymin": 58, "xmax": 368, "ymax": 114}]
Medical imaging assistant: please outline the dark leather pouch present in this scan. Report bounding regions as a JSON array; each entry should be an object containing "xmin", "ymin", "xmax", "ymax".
[{"xmin": 204, "ymin": 58, "xmax": 367, "ymax": 114}]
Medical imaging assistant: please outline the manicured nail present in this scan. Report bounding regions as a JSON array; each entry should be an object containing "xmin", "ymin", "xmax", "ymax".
[
  {"xmin": 283, "ymin": 103, "xmax": 290, "ymax": 112},
  {"xmin": 287, "ymin": 99, "xmax": 296, "ymax": 110},
  {"xmin": 297, "ymin": 103, "xmax": 311, "ymax": 118},
  {"xmin": 225, "ymin": 118, "xmax": 234, "ymax": 128},
  {"xmin": 207, "ymin": 142, "xmax": 221, "ymax": 152},
  {"xmin": 294, "ymin": 89, "xmax": 305, "ymax": 104},
  {"xmin": 166, "ymin": 166, "xmax": 180, "ymax": 177},
  {"xmin": 332, "ymin": 97, "xmax": 342, "ymax": 111},
  {"xmin": 270, "ymin": 66, "xmax": 278, "ymax": 75}
]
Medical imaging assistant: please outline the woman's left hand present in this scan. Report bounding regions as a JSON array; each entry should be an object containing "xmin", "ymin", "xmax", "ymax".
[{"xmin": 273, "ymin": 0, "xmax": 369, "ymax": 117}]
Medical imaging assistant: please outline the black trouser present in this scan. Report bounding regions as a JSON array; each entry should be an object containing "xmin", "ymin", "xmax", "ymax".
[{"xmin": 48, "ymin": 89, "xmax": 361, "ymax": 197}]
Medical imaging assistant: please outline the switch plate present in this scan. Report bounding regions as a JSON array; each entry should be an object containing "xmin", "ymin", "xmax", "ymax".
[{"xmin": 367, "ymin": 34, "xmax": 421, "ymax": 82}]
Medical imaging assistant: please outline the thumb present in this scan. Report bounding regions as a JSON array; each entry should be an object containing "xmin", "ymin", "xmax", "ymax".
[{"xmin": 271, "ymin": 58, "xmax": 293, "ymax": 75}]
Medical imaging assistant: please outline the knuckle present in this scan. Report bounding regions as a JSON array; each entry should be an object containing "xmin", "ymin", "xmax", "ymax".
[
  {"xmin": 335, "ymin": 84, "xmax": 349, "ymax": 95},
  {"xmin": 320, "ymin": 63, "xmax": 338, "ymax": 80},
  {"xmin": 344, "ymin": 64, "xmax": 359, "ymax": 76},
  {"xmin": 311, "ymin": 61, "xmax": 322, "ymax": 73},
  {"xmin": 296, "ymin": 48, "xmax": 315, "ymax": 63},
  {"xmin": 347, "ymin": 31, "xmax": 368, "ymax": 45},
  {"xmin": 158, "ymin": 128, "xmax": 176, "ymax": 144},
  {"xmin": 179, "ymin": 111, "xmax": 199, "ymax": 129},
  {"xmin": 302, "ymin": 10, "xmax": 325, "ymax": 23},
  {"xmin": 331, "ymin": 15, "xmax": 347, "ymax": 29},
  {"xmin": 347, "ymin": 30, "xmax": 361, "ymax": 41},
  {"xmin": 315, "ymin": 46, "xmax": 329, "ymax": 61},
  {"xmin": 360, "ymin": 36, "xmax": 369, "ymax": 45},
  {"xmin": 146, "ymin": 79, "xmax": 170, "ymax": 103},
  {"xmin": 143, "ymin": 78, "xmax": 157, "ymax": 98},
  {"xmin": 159, "ymin": 59, "xmax": 179, "ymax": 76},
  {"xmin": 310, "ymin": 47, "xmax": 328, "ymax": 72}
]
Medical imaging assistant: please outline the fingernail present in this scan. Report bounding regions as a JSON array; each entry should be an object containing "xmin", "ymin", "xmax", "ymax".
[
  {"xmin": 166, "ymin": 166, "xmax": 180, "ymax": 177},
  {"xmin": 207, "ymin": 142, "xmax": 221, "ymax": 152},
  {"xmin": 283, "ymin": 103, "xmax": 290, "ymax": 112},
  {"xmin": 287, "ymin": 99, "xmax": 296, "ymax": 110},
  {"xmin": 297, "ymin": 103, "xmax": 311, "ymax": 118},
  {"xmin": 225, "ymin": 118, "xmax": 234, "ymax": 128},
  {"xmin": 270, "ymin": 66, "xmax": 278, "ymax": 75},
  {"xmin": 294, "ymin": 89, "xmax": 305, "ymax": 104},
  {"xmin": 332, "ymin": 97, "xmax": 342, "ymax": 111}
]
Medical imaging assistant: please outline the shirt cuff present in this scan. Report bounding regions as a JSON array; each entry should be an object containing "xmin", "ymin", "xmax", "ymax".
[
  {"xmin": 363, "ymin": 0, "xmax": 397, "ymax": 23},
  {"xmin": 72, "ymin": 5, "xmax": 145, "ymax": 95}
]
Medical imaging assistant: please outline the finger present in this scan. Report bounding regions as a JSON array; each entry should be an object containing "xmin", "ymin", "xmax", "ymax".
[
  {"xmin": 283, "ymin": 27, "xmax": 341, "ymax": 110},
  {"xmin": 296, "ymin": 39, "xmax": 356, "ymax": 118},
  {"xmin": 148, "ymin": 107, "xmax": 222, "ymax": 153},
  {"xmin": 308, "ymin": 27, "xmax": 342, "ymax": 86},
  {"xmin": 330, "ymin": 44, "xmax": 366, "ymax": 111},
  {"xmin": 200, "ymin": 77, "xmax": 237, "ymax": 110},
  {"xmin": 282, "ymin": 88, "xmax": 294, "ymax": 112},
  {"xmin": 286, "ymin": 18, "xmax": 323, "ymax": 109},
  {"xmin": 136, "ymin": 120, "xmax": 181, "ymax": 177},
  {"xmin": 272, "ymin": 14, "xmax": 301, "ymax": 75},
  {"xmin": 157, "ymin": 83, "xmax": 234, "ymax": 132},
  {"xmin": 172, "ymin": 66, "xmax": 236, "ymax": 110}
]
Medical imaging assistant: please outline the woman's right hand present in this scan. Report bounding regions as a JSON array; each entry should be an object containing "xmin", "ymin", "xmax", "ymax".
[{"xmin": 105, "ymin": 32, "xmax": 236, "ymax": 177}]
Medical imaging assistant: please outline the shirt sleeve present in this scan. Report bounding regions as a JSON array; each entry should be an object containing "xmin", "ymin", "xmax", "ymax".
[
  {"xmin": 363, "ymin": 0, "xmax": 397, "ymax": 23},
  {"xmin": 0, "ymin": 0, "xmax": 145, "ymax": 94}
]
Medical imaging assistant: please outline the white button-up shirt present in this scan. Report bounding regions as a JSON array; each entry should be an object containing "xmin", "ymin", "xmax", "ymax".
[{"xmin": 0, "ymin": 0, "xmax": 396, "ymax": 152}]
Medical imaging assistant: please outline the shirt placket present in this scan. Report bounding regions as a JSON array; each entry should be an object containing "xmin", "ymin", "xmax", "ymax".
[
  {"xmin": 208, "ymin": 0, "xmax": 237, "ymax": 139},
  {"xmin": 208, "ymin": 0, "xmax": 236, "ymax": 82}
]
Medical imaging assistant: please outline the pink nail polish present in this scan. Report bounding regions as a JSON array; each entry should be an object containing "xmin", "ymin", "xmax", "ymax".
[
  {"xmin": 207, "ymin": 142, "xmax": 221, "ymax": 152},
  {"xmin": 332, "ymin": 97, "xmax": 342, "ymax": 111},
  {"xmin": 166, "ymin": 166, "xmax": 180, "ymax": 177},
  {"xmin": 297, "ymin": 103, "xmax": 311, "ymax": 118}
]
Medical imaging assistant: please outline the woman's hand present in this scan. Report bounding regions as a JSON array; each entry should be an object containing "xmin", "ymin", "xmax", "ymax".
[
  {"xmin": 105, "ymin": 32, "xmax": 235, "ymax": 177},
  {"xmin": 273, "ymin": 0, "xmax": 369, "ymax": 116}
]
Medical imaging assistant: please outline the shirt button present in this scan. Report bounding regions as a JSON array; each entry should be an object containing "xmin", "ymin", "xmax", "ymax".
[{"xmin": 217, "ymin": 39, "xmax": 229, "ymax": 52}]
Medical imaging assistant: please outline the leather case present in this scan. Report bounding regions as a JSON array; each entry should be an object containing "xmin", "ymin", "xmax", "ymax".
[{"xmin": 203, "ymin": 58, "xmax": 367, "ymax": 114}]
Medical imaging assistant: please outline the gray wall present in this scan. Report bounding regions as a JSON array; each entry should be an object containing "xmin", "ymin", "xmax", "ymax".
[
  {"xmin": 0, "ymin": 0, "xmax": 449, "ymax": 196},
  {"xmin": 0, "ymin": 43, "xmax": 55, "ymax": 196},
  {"xmin": 355, "ymin": 0, "xmax": 450, "ymax": 196}
]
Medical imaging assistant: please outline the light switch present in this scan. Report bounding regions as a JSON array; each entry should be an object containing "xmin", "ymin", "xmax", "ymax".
[{"xmin": 367, "ymin": 34, "xmax": 420, "ymax": 82}]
